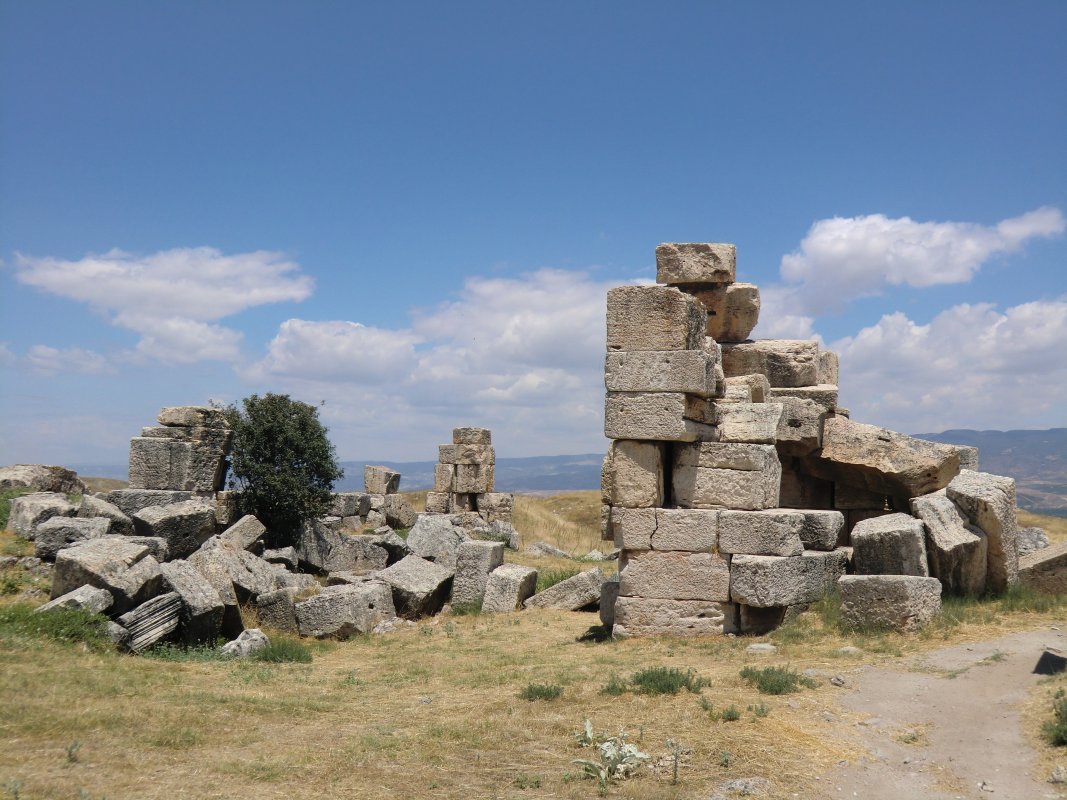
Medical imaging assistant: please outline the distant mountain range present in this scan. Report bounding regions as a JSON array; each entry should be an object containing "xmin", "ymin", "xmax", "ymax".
[{"xmin": 69, "ymin": 427, "xmax": 1067, "ymax": 516}]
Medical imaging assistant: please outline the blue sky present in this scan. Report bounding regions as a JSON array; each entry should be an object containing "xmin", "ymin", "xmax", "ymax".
[{"xmin": 1, "ymin": 1, "xmax": 1065, "ymax": 468}]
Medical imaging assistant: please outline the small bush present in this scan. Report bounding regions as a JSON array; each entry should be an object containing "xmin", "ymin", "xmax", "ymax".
[
  {"xmin": 600, "ymin": 674, "xmax": 627, "ymax": 696},
  {"xmin": 739, "ymin": 665, "xmax": 818, "ymax": 695},
  {"xmin": 630, "ymin": 666, "xmax": 707, "ymax": 695},
  {"xmin": 720, "ymin": 704, "xmax": 741, "ymax": 722},
  {"xmin": 519, "ymin": 682, "xmax": 563, "ymax": 701},
  {"xmin": 1043, "ymin": 689, "xmax": 1067, "ymax": 746},
  {"xmin": 512, "ymin": 773, "xmax": 541, "ymax": 789},
  {"xmin": 253, "ymin": 637, "xmax": 313, "ymax": 663},
  {"xmin": 0, "ymin": 604, "xmax": 112, "ymax": 652},
  {"xmin": 143, "ymin": 642, "xmax": 231, "ymax": 662},
  {"xmin": 536, "ymin": 567, "xmax": 581, "ymax": 594}
]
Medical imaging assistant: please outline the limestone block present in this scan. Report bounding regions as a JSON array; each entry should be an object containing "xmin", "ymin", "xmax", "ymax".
[
  {"xmin": 132, "ymin": 500, "xmax": 217, "ymax": 560},
  {"xmin": 0, "ymin": 464, "xmax": 85, "ymax": 494},
  {"xmin": 482, "ymin": 564, "xmax": 538, "ymax": 613},
  {"xmin": 834, "ymin": 482, "xmax": 888, "ymax": 510},
  {"xmin": 406, "ymin": 515, "xmax": 469, "ymax": 570},
  {"xmin": 452, "ymin": 463, "xmax": 494, "ymax": 493},
  {"xmin": 295, "ymin": 581, "xmax": 396, "ymax": 638},
  {"xmin": 720, "ymin": 340, "xmax": 820, "ymax": 388},
  {"xmin": 78, "ymin": 495, "xmax": 134, "ymax": 536},
  {"xmin": 7, "ymin": 492, "xmax": 76, "ymax": 538},
  {"xmin": 117, "ymin": 592, "xmax": 182, "ymax": 652},
  {"xmin": 774, "ymin": 397, "xmax": 826, "ymax": 456},
  {"xmin": 256, "ymin": 588, "xmax": 299, "ymax": 634},
  {"xmin": 602, "ymin": 441, "xmax": 664, "ymax": 508},
  {"xmin": 103, "ymin": 489, "xmax": 193, "ymax": 517},
  {"xmin": 715, "ymin": 402, "xmax": 783, "ymax": 444},
  {"xmin": 851, "ymin": 513, "xmax": 929, "ymax": 576},
  {"xmin": 112, "ymin": 555, "xmax": 165, "ymax": 614},
  {"xmin": 955, "ymin": 446, "xmax": 980, "ymax": 471},
  {"xmin": 36, "ymin": 585, "xmax": 114, "ymax": 615},
  {"xmin": 128, "ymin": 436, "xmax": 191, "ymax": 491},
  {"xmin": 655, "ymin": 242, "xmax": 736, "ymax": 285},
  {"xmin": 604, "ymin": 392, "xmax": 716, "ymax": 441},
  {"xmin": 271, "ymin": 566, "xmax": 319, "ymax": 595},
  {"xmin": 296, "ymin": 519, "xmax": 342, "ymax": 573},
  {"xmin": 803, "ymin": 418, "xmax": 961, "ymax": 499},
  {"xmin": 611, "ymin": 507, "xmax": 656, "ymax": 550},
  {"xmin": 673, "ymin": 443, "xmax": 781, "ymax": 511},
  {"xmin": 722, "ymin": 382, "xmax": 754, "ymax": 403},
  {"xmin": 730, "ymin": 549, "xmax": 849, "ymax": 607},
  {"xmin": 159, "ymin": 559, "xmax": 226, "ymax": 645},
  {"xmin": 778, "ymin": 458, "xmax": 834, "ymax": 509},
  {"xmin": 600, "ymin": 503, "xmax": 613, "ymax": 542},
  {"xmin": 451, "ymin": 540, "xmax": 505, "ymax": 607},
  {"xmin": 50, "ymin": 537, "xmax": 153, "ymax": 602},
  {"xmin": 606, "ymin": 285, "xmax": 707, "ymax": 352},
  {"xmin": 652, "ymin": 509, "xmax": 719, "ymax": 552},
  {"xmin": 382, "ymin": 494, "xmax": 418, "ymax": 529},
  {"xmin": 1017, "ymin": 527, "xmax": 1049, "ymax": 558},
  {"xmin": 377, "ymin": 555, "xmax": 454, "ymax": 618},
  {"xmin": 846, "ymin": 509, "xmax": 892, "ymax": 540},
  {"xmin": 674, "ymin": 441, "xmax": 780, "ymax": 471},
  {"xmin": 425, "ymin": 491, "xmax": 449, "ymax": 514},
  {"xmin": 718, "ymin": 510, "xmax": 804, "ymax": 556},
  {"xmin": 453, "ymin": 427, "xmax": 492, "ymax": 445},
  {"xmin": 796, "ymin": 510, "xmax": 844, "ymax": 551},
  {"xmin": 34, "ymin": 516, "xmax": 110, "ymax": 560},
  {"xmin": 1019, "ymin": 541, "xmax": 1067, "ymax": 595},
  {"xmin": 476, "ymin": 492, "xmax": 514, "ymax": 524},
  {"xmin": 722, "ymin": 374, "xmax": 770, "ymax": 404},
  {"xmin": 599, "ymin": 575, "xmax": 620, "ymax": 628},
  {"xmin": 619, "ymin": 551, "xmax": 730, "ymax": 601},
  {"xmin": 684, "ymin": 282, "xmax": 759, "ymax": 342},
  {"xmin": 910, "ymin": 492, "xmax": 987, "ymax": 595},
  {"xmin": 218, "ymin": 514, "xmax": 266, "ymax": 552},
  {"xmin": 524, "ymin": 568, "xmax": 603, "ymax": 611},
  {"xmin": 438, "ymin": 444, "xmax": 495, "ymax": 465},
  {"xmin": 330, "ymin": 492, "xmax": 371, "ymax": 518},
  {"xmin": 157, "ymin": 406, "xmax": 228, "ymax": 428},
  {"xmin": 838, "ymin": 575, "xmax": 942, "ymax": 633},
  {"xmin": 220, "ymin": 628, "xmax": 269, "ymax": 658},
  {"xmin": 364, "ymin": 465, "xmax": 401, "ymax": 495},
  {"xmin": 433, "ymin": 464, "xmax": 454, "ymax": 492},
  {"xmin": 612, "ymin": 596, "xmax": 735, "ymax": 638},
  {"xmin": 604, "ymin": 350, "xmax": 717, "ymax": 396},
  {"xmin": 368, "ymin": 528, "xmax": 411, "ymax": 564},
  {"xmin": 946, "ymin": 470, "xmax": 1019, "ymax": 592},
  {"xmin": 818, "ymin": 350, "xmax": 839, "ymax": 385},
  {"xmin": 324, "ymin": 533, "xmax": 389, "ymax": 575},
  {"xmin": 189, "ymin": 543, "xmax": 277, "ymax": 603}
]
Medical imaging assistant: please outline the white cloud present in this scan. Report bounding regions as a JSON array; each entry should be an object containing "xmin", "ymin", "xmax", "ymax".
[
  {"xmin": 25, "ymin": 345, "xmax": 114, "ymax": 376},
  {"xmin": 0, "ymin": 342, "xmax": 15, "ymax": 367},
  {"xmin": 835, "ymin": 298, "xmax": 1067, "ymax": 433},
  {"xmin": 14, "ymin": 247, "xmax": 313, "ymax": 363}
]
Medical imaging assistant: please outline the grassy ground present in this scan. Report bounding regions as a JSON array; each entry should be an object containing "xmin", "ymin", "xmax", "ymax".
[{"xmin": 0, "ymin": 492, "xmax": 1064, "ymax": 799}]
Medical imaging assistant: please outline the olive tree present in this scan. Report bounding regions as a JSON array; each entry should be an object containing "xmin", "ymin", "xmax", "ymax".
[{"xmin": 224, "ymin": 393, "xmax": 343, "ymax": 548}]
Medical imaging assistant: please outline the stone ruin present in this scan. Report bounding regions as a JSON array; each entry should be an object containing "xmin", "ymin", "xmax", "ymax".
[
  {"xmin": 601, "ymin": 242, "xmax": 1063, "ymax": 636},
  {"xmin": 424, "ymin": 427, "xmax": 515, "ymax": 529}
]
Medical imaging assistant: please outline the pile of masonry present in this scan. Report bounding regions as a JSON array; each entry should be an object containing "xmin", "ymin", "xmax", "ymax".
[
  {"xmin": 6, "ymin": 415, "xmax": 608, "ymax": 652},
  {"xmin": 601, "ymin": 242, "xmax": 1065, "ymax": 637}
]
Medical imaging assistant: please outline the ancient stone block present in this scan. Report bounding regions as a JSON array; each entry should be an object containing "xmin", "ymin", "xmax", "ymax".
[
  {"xmin": 910, "ymin": 491, "xmax": 987, "ymax": 595},
  {"xmin": 729, "ymin": 549, "xmax": 848, "ymax": 607},
  {"xmin": 684, "ymin": 283, "xmax": 759, "ymax": 342},
  {"xmin": 610, "ymin": 507, "xmax": 656, "ymax": 550},
  {"xmin": 476, "ymin": 492, "xmax": 514, "ymax": 524},
  {"xmin": 103, "ymin": 489, "xmax": 193, "ymax": 517},
  {"xmin": 425, "ymin": 492, "xmax": 449, "ymax": 514},
  {"xmin": 723, "ymin": 374, "xmax": 770, "ymax": 404},
  {"xmin": 448, "ymin": 493, "xmax": 476, "ymax": 513},
  {"xmin": 406, "ymin": 515, "xmax": 469, "ymax": 570},
  {"xmin": 612, "ymin": 597, "xmax": 735, "ymax": 638},
  {"xmin": 330, "ymin": 492, "xmax": 371, "ymax": 518},
  {"xmin": 604, "ymin": 350, "xmax": 717, "ymax": 396},
  {"xmin": 1017, "ymin": 527, "xmax": 1049, "ymax": 558},
  {"xmin": 768, "ymin": 385, "xmax": 839, "ymax": 412},
  {"xmin": 218, "ymin": 514, "xmax": 266, "ymax": 552},
  {"xmin": 715, "ymin": 402, "xmax": 783, "ymax": 444},
  {"xmin": 673, "ymin": 443, "xmax": 781, "ymax": 511},
  {"xmin": 524, "ymin": 568, "xmax": 604, "ymax": 610},
  {"xmin": 295, "ymin": 582, "xmax": 396, "ymax": 638},
  {"xmin": 602, "ymin": 440, "xmax": 664, "ymax": 508},
  {"xmin": 795, "ymin": 510, "xmax": 844, "ymax": 551},
  {"xmin": 1018, "ymin": 541, "xmax": 1067, "ymax": 595},
  {"xmin": 818, "ymin": 350, "xmax": 839, "ymax": 385},
  {"xmin": 7, "ymin": 492, "xmax": 76, "ymax": 539},
  {"xmin": 655, "ymin": 242, "xmax": 737, "ymax": 285},
  {"xmin": 36, "ymin": 585, "xmax": 114, "ymax": 615},
  {"xmin": 434, "ymin": 464, "xmax": 454, "ymax": 492},
  {"xmin": 451, "ymin": 540, "xmax": 505, "ymax": 607},
  {"xmin": 382, "ymin": 494, "xmax": 418, "ymax": 529},
  {"xmin": 619, "ymin": 551, "xmax": 730, "ymax": 601},
  {"xmin": 946, "ymin": 470, "xmax": 1019, "ymax": 592},
  {"xmin": 438, "ymin": 444, "xmax": 495, "ymax": 465},
  {"xmin": 606, "ymin": 285, "xmax": 707, "ymax": 352},
  {"xmin": 159, "ymin": 559, "xmax": 226, "ymax": 645},
  {"xmin": 256, "ymin": 588, "xmax": 299, "ymax": 634},
  {"xmin": 34, "ymin": 516, "xmax": 110, "ymax": 560},
  {"xmin": 720, "ymin": 340, "xmax": 820, "ymax": 388},
  {"xmin": 604, "ymin": 392, "xmax": 716, "ymax": 441},
  {"xmin": 652, "ymin": 509, "xmax": 719, "ymax": 552},
  {"xmin": 364, "ymin": 465, "xmax": 400, "ymax": 495},
  {"xmin": 133, "ymin": 500, "xmax": 217, "ymax": 560},
  {"xmin": 851, "ymin": 513, "xmax": 929, "ymax": 576},
  {"xmin": 955, "ymin": 446, "xmax": 979, "ymax": 471},
  {"xmin": 599, "ymin": 575, "xmax": 620, "ymax": 628},
  {"xmin": 718, "ymin": 510, "xmax": 804, "ymax": 557},
  {"xmin": 482, "ymin": 564, "xmax": 538, "ymax": 613},
  {"xmin": 453, "ymin": 427, "xmax": 491, "ymax": 445},
  {"xmin": 50, "ymin": 537, "xmax": 154, "ymax": 603},
  {"xmin": 127, "ymin": 438, "xmax": 187, "ymax": 491},
  {"xmin": 78, "ymin": 495, "xmax": 134, "ymax": 536},
  {"xmin": 157, "ymin": 406, "xmax": 227, "ymax": 428},
  {"xmin": 377, "ymin": 555, "xmax": 454, "ymax": 618},
  {"xmin": 117, "ymin": 592, "xmax": 182, "ymax": 652},
  {"xmin": 452, "ymin": 463, "xmax": 495, "ymax": 493},
  {"xmin": 0, "ymin": 464, "xmax": 85, "ymax": 494},
  {"xmin": 774, "ymin": 397, "xmax": 826, "ymax": 456},
  {"xmin": 838, "ymin": 575, "xmax": 942, "ymax": 633}
]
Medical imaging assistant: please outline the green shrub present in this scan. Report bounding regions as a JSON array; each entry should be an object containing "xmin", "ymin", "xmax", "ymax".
[
  {"xmin": 0, "ymin": 603, "xmax": 112, "ymax": 652},
  {"xmin": 449, "ymin": 601, "xmax": 482, "ymax": 616},
  {"xmin": 720, "ymin": 704, "xmax": 741, "ymax": 722},
  {"xmin": 1043, "ymin": 689, "xmax": 1067, "ymax": 746},
  {"xmin": 253, "ymin": 637, "xmax": 313, "ymax": 663},
  {"xmin": 536, "ymin": 567, "xmax": 581, "ymax": 594},
  {"xmin": 599, "ymin": 674, "xmax": 627, "ymax": 696},
  {"xmin": 518, "ymin": 682, "xmax": 563, "ymax": 701},
  {"xmin": 630, "ymin": 666, "xmax": 707, "ymax": 695},
  {"xmin": 739, "ymin": 665, "xmax": 817, "ymax": 695},
  {"xmin": 143, "ymin": 642, "xmax": 231, "ymax": 662}
]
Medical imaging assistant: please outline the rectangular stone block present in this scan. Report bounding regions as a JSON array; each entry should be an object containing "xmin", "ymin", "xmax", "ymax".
[
  {"xmin": 438, "ymin": 444, "xmax": 495, "ymax": 465},
  {"xmin": 674, "ymin": 441, "xmax": 780, "ymax": 472},
  {"xmin": 718, "ymin": 510, "xmax": 804, "ymax": 556},
  {"xmin": 619, "ymin": 550, "xmax": 730, "ymax": 602},
  {"xmin": 673, "ymin": 443, "xmax": 781, "ymax": 511},
  {"xmin": 602, "ymin": 441, "xmax": 664, "ymax": 508},
  {"xmin": 730, "ymin": 549, "xmax": 849, "ymax": 607},
  {"xmin": 723, "ymin": 374, "xmax": 770, "ymax": 404},
  {"xmin": 453, "ymin": 427, "xmax": 491, "ymax": 445},
  {"xmin": 448, "ymin": 492, "xmax": 476, "ymax": 513},
  {"xmin": 910, "ymin": 491, "xmax": 987, "ymax": 595},
  {"xmin": 1019, "ymin": 540, "xmax": 1067, "ymax": 596},
  {"xmin": 610, "ymin": 507, "xmax": 657, "ymax": 550},
  {"xmin": 818, "ymin": 350, "xmax": 839, "ymax": 385},
  {"xmin": 606, "ymin": 285, "xmax": 707, "ymax": 352},
  {"xmin": 452, "ymin": 540, "xmax": 505, "ymax": 607},
  {"xmin": 946, "ymin": 470, "xmax": 1019, "ymax": 592},
  {"xmin": 604, "ymin": 350, "xmax": 717, "ymax": 396},
  {"xmin": 684, "ymin": 282, "xmax": 759, "ymax": 342},
  {"xmin": 158, "ymin": 406, "xmax": 228, "ymax": 428},
  {"xmin": 612, "ymin": 596, "xmax": 736, "ymax": 638},
  {"xmin": 851, "ymin": 513, "xmax": 929, "ymax": 576},
  {"xmin": 652, "ymin": 509, "xmax": 719, "ymax": 552},
  {"xmin": 774, "ymin": 397, "xmax": 826, "ymax": 456},
  {"xmin": 424, "ymin": 491, "xmax": 449, "ymax": 514},
  {"xmin": 364, "ymin": 465, "xmax": 400, "ymax": 495},
  {"xmin": 768, "ymin": 385, "xmax": 839, "ymax": 411},
  {"xmin": 128, "ymin": 437, "xmax": 192, "ymax": 491},
  {"xmin": 655, "ymin": 242, "xmax": 736, "ymax": 285},
  {"xmin": 715, "ymin": 402, "xmax": 783, "ymax": 444},
  {"xmin": 452, "ymin": 463, "xmax": 494, "ymax": 494},
  {"xmin": 720, "ymin": 340, "xmax": 820, "ymax": 388},
  {"xmin": 838, "ymin": 575, "xmax": 942, "ymax": 633},
  {"xmin": 605, "ymin": 392, "xmax": 716, "ymax": 442},
  {"xmin": 482, "ymin": 564, "xmax": 537, "ymax": 613},
  {"xmin": 433, "ymin": 463, "xmax": 454, "ymax": 492}
]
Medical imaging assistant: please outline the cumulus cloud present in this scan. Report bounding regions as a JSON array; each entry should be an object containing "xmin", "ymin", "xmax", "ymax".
[
  {"xmin": 835, "ymin": 298, "xmax": 1067, "ymax": 433},
  {"xmin": 14, "ymin": 247, "xmax": 313, "ymax": 363},
  {"xmin": 25, "ymin": 345, "xmax": 114, "ymax": 376}
]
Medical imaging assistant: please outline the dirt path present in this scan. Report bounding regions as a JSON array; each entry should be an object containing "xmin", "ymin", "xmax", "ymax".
[{"xmin": 814, "ymin": 626, "xmax": 1066, "ymax": 800}]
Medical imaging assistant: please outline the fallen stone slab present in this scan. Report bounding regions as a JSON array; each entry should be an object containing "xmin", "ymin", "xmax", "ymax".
[
  {"xmin": 103, "ymin": 489, "xmax": 193, "ymax": 517},
  {"xmin": 270, "ymin": 565, "xmax": 319, "ymax": 594},
  {"xmin": 851, "ymin": 513, "xmax": 929, "ymax": 577},
  {"xmin": 35, "ymin": 585, "xmax": 113, "ymax": 615},
  {"xmin": 78, "ymin": 495, "xmax": 134, "ymax": 536},
  {"xmin": 117, "ymin": 592, "xmax": 182, "ymax": 652},
  {"xmin": 218, "ymin": 514, "xmax": 266, "ymax": 551},
  {"xmin": 481, "ymin": 564, "xmax": 538, "ymax": 613},
  {"xmin": 221, "ymin": 628, "xmax": 269, "ymax": 658},
  {"xmin": 50, "ymin": 537, "xmax": 162, "ymax": 612},
  {"xmin": 132, "ymin": 500, "xmax": 217, "ymax": 560},
  {"xmin": 159, "ymin": 559, "xmax": 226, "ymax": 645},
  {"xmin": 1018, "ymin": 540, "xmax": 1067, "ymax": 595},
  {"xmin": 612, "ymin": 597, "xmax": 737, "ymax": 638},
  {"xmin": 606, "ymin": 285, "xmax": 707, "ymax": 352},
  {"xmin": 451, "ymin": 540, "xmax": 504, "ymax": 607},
  {"xmin": 910, "ymin": 491, "xmax": 987, "ymax": 595},
  {"xmin": 525, "ymin": 568, "xmax": 604, "ymax": 611},
  {"xmin": 838, "ymin": 575, "xmax": 942, "ymax": 633},
  {"xmin": 946, "ymin": 470, "xmax": 1019, "ymax": 593},
  {"xmin": 296, "ymin": 581, "xmax": 396, "ymax": 638},
  {"xmin": 599, "ymin": 575, "xmax": 620, "ymax": 628},
  {"xmin": 368, "ymin": 528, "xmax": 410, "ymax": 564},
  {"xmin": 377, "ymin": 555, "xmax": 454, "ymax": 618},
  {"xmin": 0, "ymin": 464, "xmax": 86, "ymax": 494},
  {"xmin": 33, "ymin": 516, "xmax": 110, "ymax": 560},
  {"xmin": 720, "ymin": 340, "xmax": 820, "ymax": 388},
  {"xmin": 619, "ymin": 551, "xmax": 730, "ymax": 601},
  {"xmin": 717, "ymin": 510, "xmax": 804, "ymax": 557},
  {"xmin": 730, "ymin": 549, "xmax": 849, "ymax": 608},
  {"xmin": 187, "ymin": 543, "xmax": 279, "ymax": 603},
  {"xmin": 364, "ymin": 465, "xmax": 400, "ymax": 495},
  {"xmin": 405, "ymin": 515, "xmax": 469, "ymax": 570},
  {"xmin": 256, "ymin": 589, "xmax": 299, "ymax": 634},
  {"xmin": 7, "ymin": 492, "xmax": 76, "ymax": 539}
]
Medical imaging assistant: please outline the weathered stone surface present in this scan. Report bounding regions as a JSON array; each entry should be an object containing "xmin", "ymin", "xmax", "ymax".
[
  {"xmin": 720, "ymin": 340, "xmax": 820, "ymax": 388},
  {"xmin": 424, "ymin": 491, "xmax": 449, "ymax": 514},
  {"xmin": 673, "ymin": 443, "xmax": 781, "ymax": 511},
  {"xmin": 271, "ymin": 565, "xmax": 319, "ymax": 594},
  {"xmin": 159, "ymin": 559, "xmax": 226, "ymax": 645},
  {"xmin": 127, "ymin": 437, "xmax": 192, "ymax": 491},
  {"xmin": 610, "ymin": 507, "xmax": 656, "ymax": 550},
  {"xmin": 838, "ymin": 575, "xmax": 942, "ymax": 633},
  {"xmin": 221, "ymin": 628, "xmax": 269, "ymax": 658},
  {"xmin": 774, "ymin": 397, "xmax": 826, "ymax": 456},
  {"xmin": 214, "ymin": 490, "xmax": 242, "ymax": 528},
  {"xmin": 910, "ymin": 492, "xmax": 987, "ymax": 595},
  {"xmin": 50, "ymin": 537, "xmax": 158, "ymax": 607},
  {"xmin": 256, "ymin": 588, "xmax": 299, "ymax": 634},
  {"xmin": 377, "ymin": 555, "xmax": 453, "ymax": 618},
  {"xmin": 1018, "ymin": 541, "xmax": 1067, "ymax": 595},
  {"xmin": 1017, "ymin": 527, "xmax": 1049, "ymax": 558},
  {"xmin": 804, "ymin": 418, "xmax": 961, "ymax": 499},
  {"xmin": 619, "ymin": 551, "xmax": 729, "ymax": 601},
  {"xmin": 330, "ymin": 492, "xmax": 371, "ymax": 518},
  {"xmin": 295, "ymin": 582, "xmax": 396, "ymax": 638},
  {"xmin": 955, "ymin": 446, "xmax": 980, "ymax": 471},
  {"xmin": 768, "ymin": 385, "xmax": 839, "ymax": 411},
  {"xmin": 297, "ymin": 520, "xmax": 389, "ymax": 574},
  {"xmin": 476, "ymin": 492, "xmax": 514, "ymax": 524},
  {"xmin": 78, "ymin": 495, "xmax": 134, "ymax": 536},
  {"xmin": 0, "ymin": 464, "xmax": 85, "ymax": 494},
  {"xmin": 612, "ymin": 597, "xmax": 736, "ymax": 638},
  {"xmin": 778, "ymin": 458, "xmax": 834, "ymax": 509},
  {"xmin": 453, "ymin": 427, "xmax": 492, "ymax": 445},
  {"xmin": 187, "ymin": 544, "xmax": 278, "ymax": 603},
  {"xmin": 7, "ymin": 492, "xmax": 76, "ymax": 538},
  {"xmin": 451, "ymin": 540, "xmax": 505, "ymax": 607},
  {"xmin": 364, "ymin": 465, "xmax": 400, "ymax": 495},
  {"xmin": 602, "ymin": 440, "xmax": 664, "ymax": 508},
  {"xmin": 117, "ymin": 592, "xmax": 182, "ymax": 652},
  {"xmin": 851, "ymin": 513, "xmax": 929, "ymax": 576},
  {"xmin": 722, "ymin": 374, "xmax": 770, "ymax": 404},
  {"xmin": 652, "ymin": 508, "xmax": 719, "ymax": 552},
  {"xmin": 406, "ymin": 515, "xmax": 469, "ymax": 569},
  {"xmin": 382, "ymin": 494, "xmax": 418, "ymax": 529},
  {"xmin": 599, "ymin": 575, "xmax": 620, "ymax": 628},
  {"xmin": 718, "ymin": 510, "xmax": 804, "ymax": 556},
  {"xmin": 684, "ymin": 282, "xmax": 759, "ymax": 342},
  {"xmin": 525, "ymin": 568, "xmax": 604, "ymax": 611},
  {"xmin": 946, "ymin": 470, "xmax": 1019, "ymax": 592},
  {"xmin": 795, "ymin": 510, "xmax": 844, "ymax": 551},
  {"xmin": 36, "ymin": 584, "xmax": 113, "ymax": 615},
  {"xmin": 438, "ymin": 444, "xmax": 495, "ymax": 465},
  {"xmin": 158, "ymin": 406, "xmax": 228, "ymax": 428},
  {"xmin": 133, "ymin": 500, "xmax": 216, "ymax": 560},
  {"xmin": 834, "ymin": 482, "xmax": 888, "ymax": 510},
  {"xmin": 482, "ymin": 563, "xmax": 538, "ymax": 613},
  {"xmin": 655, "ymin": 242, "xmax": 736, "ymax": 285},
  {"xmin": 367, "ymin": 528, "xmax": 410, "ymax": 564},
  {"xmin": 34, "ymin": 516, "xmax": 110, "ymax": 560},
  {"xmin": 715, "ymin": 402, "xmax": 783, "ymax": 444},
  {"xmin": 604, "ymin": 392, "xmax": 715, "ymax": 442},
  {"xmin": 433, "ymin": 464, "xmax": 454, "ymax": 492},
  {"xmin": 818, "ymin": 350, "xmax": 839, "ymax": 385},
  {"xmin": 451, "ymin": 463, "xmax": 495, "ymax": 494},
  {"xmin": 104, "ymin": 489, "xmax": 194, "ymax": 517},
  {"xmin": 606, "ymin": 285, "xmax": 707, "ymax": 352},
  {"xmin": 604, "ymin": 350, "xmax": 717, "ymax": 397},
  {"xmin": 218, "ymin": 515, "xmax": 266, "ymax": 552},
  {"xmin": 730, "ymin": 549, "xmax": 849, "ymax": 607}
]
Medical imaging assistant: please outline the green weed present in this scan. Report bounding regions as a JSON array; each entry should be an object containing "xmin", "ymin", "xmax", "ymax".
[
  {"xmin": 630, "ymin": 666, "xmax": 707, "ymax": 695},
  {"xmin": 536, "ymin": 567, "xmax": 581, "ymax": 594},
  {"xmin": 518, "ymin": 682, "xmax": 563, "ymax": 701},
  {"xmin": 1043, "ymin": 688, "xmax": 1067, "ymax": 746},
  {"xmin": 0, "ymin": 603, "xmax": 112, "ymax": 652},
  {"xmin": 599, "ymin": 673, "xmax": 627, "ymax": 696},
  {"xmin": 739, "ymin": 665, "xmax": 818, "ymax": 695},
  {"xmin": 253, "ymin": 637, "xmax": 312, "ymax": 663}
]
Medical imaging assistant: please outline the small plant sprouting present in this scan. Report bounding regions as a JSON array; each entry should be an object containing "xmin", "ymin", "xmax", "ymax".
[
  {"xmin": 1042, "ymin": 687, "xmax": 1067, "ymax": 746},
  {"xmin": 519, "ymin": 682, "xmax": 563, "ymax": 701},
  {"xmin": 599, "ymin": 674, "xmax": 627, "ymax": 696},
  {"xmin": 748, "ymin": 702, "xmax": 770, "ymax": 718},
  {"xmin": 512, "ymin": 773, "xmax": 541, "ymax": 789},
  {"xmin": 718, "ymin": 750, "xmax": 732, "ymax": 768},
  {"xmin": 575, "ymin": 719, "xmax": 597, "ymax": 748},
  {"xmin": 4, "ymin": 780, "xmax": 22, "ymax": 800},
  {"xmin": 721, "ymin": 705, "xmax": 741, "ymax": 722},
  {"xmin": 572, "ymin": 731, "xmax": 649, "ymax": 793},
  {"xmin": 65, "ymin": 740, "xmax": 81, "ymax": 763},
  {"xmin": 666, "ymin": 738, "xmax": 686, "ymax": 785}
]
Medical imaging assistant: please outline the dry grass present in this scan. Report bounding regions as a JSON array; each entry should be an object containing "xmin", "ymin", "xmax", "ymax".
[{"xmin": 80, "ymin": 476, "xmax": 128, "ymax": 493}]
